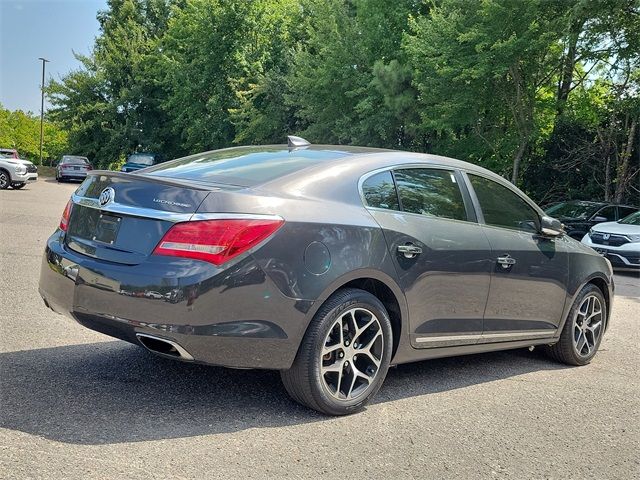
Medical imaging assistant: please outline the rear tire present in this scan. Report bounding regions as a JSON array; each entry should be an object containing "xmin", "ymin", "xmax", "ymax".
[
  {"xmin": 281, "ymin": 288, "xmax": 393, "ymax": 415},
  {"xmin": 545, "ymin": 284, "xmax": 606, "ymax": 366}
]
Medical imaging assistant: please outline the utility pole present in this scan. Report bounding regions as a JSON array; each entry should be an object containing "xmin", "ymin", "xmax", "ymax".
[{"xmin": 38, "ymin": 57, "xmax": 49, "ymax": 165}]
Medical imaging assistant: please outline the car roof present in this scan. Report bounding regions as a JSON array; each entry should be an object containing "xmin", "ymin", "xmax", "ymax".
[
  {"xmin": 146, "ymin": 144, "xmax": 502, "ymax": 183},
  {"xmin": 141, "ymin": 143, "xmax": 541, "ymax": 208}
]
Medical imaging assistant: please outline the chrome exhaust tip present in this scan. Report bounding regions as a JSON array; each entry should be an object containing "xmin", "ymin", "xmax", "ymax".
[{"xmin": 136, "ymin": 333, "xmax": 194, "ymax": 361}]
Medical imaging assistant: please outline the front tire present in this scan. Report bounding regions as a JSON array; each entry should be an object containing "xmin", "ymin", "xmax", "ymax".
[
  {"xmin": 281, "ymin": 288, "xmax": 393, "ymax": 415},
  {"xmin": 11, "ymin": 182, "xmax": 26, "ymax": 189},
  {"xmin": 545, "ymin": 284, "xmax": 606, "ymax": 366},
  {"xmin": 0, "ymin": 170, "xmax": 9, "ymax": 189}
]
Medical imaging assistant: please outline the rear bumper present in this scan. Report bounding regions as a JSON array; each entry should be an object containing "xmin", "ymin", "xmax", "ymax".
[
  {"xmin": 39, "ymin": 230, "xmax": 312, "ymax": 369},
  {"xmin": 59, "ymin": 171, "xmax": 88, "ymax": 179}
]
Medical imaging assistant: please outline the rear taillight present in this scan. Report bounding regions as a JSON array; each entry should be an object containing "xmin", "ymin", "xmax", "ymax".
[
  {"xmin": 153, "ymin": 218, "xmax": 284, "ymax": 265},
  {"xmin": 59, "ymin": 199, "xmax": 73, "ymax": 231}
]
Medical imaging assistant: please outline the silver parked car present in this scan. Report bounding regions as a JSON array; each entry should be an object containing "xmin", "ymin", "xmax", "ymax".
[
  {"xmin": 582, "ymin": 210, "xmax": 640, "ymax": 270},
  {"xmin": 0, "ymin": 153, "xmax": 38, "ymax": 189},
  {"xmin": 56, "ymin": 155, "xmax": 92, "ymax": 182},
  {"xmin": 39, "ymin": 137, "xmax": 614, "ymax": 415}
]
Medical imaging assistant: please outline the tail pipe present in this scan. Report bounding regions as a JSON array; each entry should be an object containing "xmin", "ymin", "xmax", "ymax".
[{"xmin": 136, "ymin": 333, "xmax": 194, "ymax": 361}]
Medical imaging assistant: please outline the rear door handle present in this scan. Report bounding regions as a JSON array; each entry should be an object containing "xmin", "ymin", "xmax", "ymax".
[
  {"xmin": 397, "ymin": 244, "xmax": 422, "ymax": 258},
  {"xmin": 497, "ymin": 254, "xmax": 516, "ymax": 268}
]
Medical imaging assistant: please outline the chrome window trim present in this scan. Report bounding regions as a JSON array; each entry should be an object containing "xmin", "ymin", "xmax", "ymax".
[
  {"xmin": 358, "ymin": 163, "xmax": 476, "ymax": 223},
  {"xmin": 365, "ymin": 206, "xmax": 480, "ymax": 228},
  {"xmin": 71, "ymin": 193, "xmax": 282, "ymax": 223}
]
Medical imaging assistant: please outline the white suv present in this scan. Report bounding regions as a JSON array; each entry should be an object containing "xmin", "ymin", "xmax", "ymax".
[
  {"xmin": 0, "ymin": 154, "xmax": 38, "ymax": 189},
  {"xmin": 582, "ymin": 210, "xmax": 640, "ymax": 270}
]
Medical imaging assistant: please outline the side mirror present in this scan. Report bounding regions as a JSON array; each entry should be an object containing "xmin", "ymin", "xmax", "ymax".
[
  {"xmin": 592, "ymin": 216, "xmax": 607, "ymax": 222},
  {"xmin": 540, "ymin": 215, "xmax": 564, "ymax": 237}
]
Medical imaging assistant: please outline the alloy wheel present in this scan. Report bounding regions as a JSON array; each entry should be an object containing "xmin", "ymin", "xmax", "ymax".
[
  {"xmin": 320, "ymin": 307, "xmax": 384, "ymax": 401},
  {"xmin": 0, "ymin": 171, "xmax": 8, "ymax": 189},
  {"xmin": 573, "ymin": 294, "xmax": 603, "ymax": 357}
]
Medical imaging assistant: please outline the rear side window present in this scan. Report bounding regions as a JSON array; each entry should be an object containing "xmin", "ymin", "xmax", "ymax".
[
  {"xmin": 469, "ymin": 175, "xmax": 538, "ymax": 232},
  {"xmin": 595, "ymin": 206, "xmax": 616, "ymax": 221},
  {"xmin": 362, "ymin": 171, "xmax": 399, "ymax": 210},
  {"xmin": 394, "ymin": 168, "xmax": 467, "ymax": 221}
]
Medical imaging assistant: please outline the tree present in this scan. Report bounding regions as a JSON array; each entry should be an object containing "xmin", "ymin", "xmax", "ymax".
[
  {"xmin": 0, "ymin": 105, "xmax": 69, "ymax": 162},
  {"xmin": 48, "ymin": 0, "xmax": 175, "ymax": 167},
  {"xmin": 287, "ymin": 0, "xmax": 418, "ymax": 147},
  {"xmin": 405, "ymin": 0, "xmax": 571, "ymax": 183}
]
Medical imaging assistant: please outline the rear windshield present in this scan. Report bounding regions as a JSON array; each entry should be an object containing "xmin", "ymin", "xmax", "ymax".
[
  {"xmin": 144, "ymin": 147, "xmax": 352, "ymax": 186},
  {"xmin": 62, "ymin": 156, "xmax": 89, "ymax": 165},
  {"xmin": 127, "ymin": 154, "xmax": 156, "ymax": 166}
]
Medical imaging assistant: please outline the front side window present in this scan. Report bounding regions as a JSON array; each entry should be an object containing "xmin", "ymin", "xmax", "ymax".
[
  {"xmin": 394, "ymin": 168, "xmax": 467, "ymax": 221},
  {"xmin": 469, "ymin": 175, "xmax": 538, "ymax": 232},
  {"xmin": 362, "ymin": 171, "xmax": 399, "ymax": 210}
]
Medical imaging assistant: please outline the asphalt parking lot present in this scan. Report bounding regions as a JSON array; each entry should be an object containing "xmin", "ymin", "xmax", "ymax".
[{"xmin": 1, "ymin": 179, "xmax": 639, "ymax": 479}]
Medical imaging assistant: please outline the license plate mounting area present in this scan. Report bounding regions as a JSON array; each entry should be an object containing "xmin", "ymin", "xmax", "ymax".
[{"xmin": 92, "ymin": 213, "xmax": 122, "ymax": 245}]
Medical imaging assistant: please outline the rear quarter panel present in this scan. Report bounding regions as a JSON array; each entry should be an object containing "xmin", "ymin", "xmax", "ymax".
[{"xmin": 197, "ymin": 189, "xmax": 410, "ymax": 361}]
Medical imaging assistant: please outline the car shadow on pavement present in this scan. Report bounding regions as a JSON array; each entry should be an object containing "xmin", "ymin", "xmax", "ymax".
[
  {"xmin": 42, "ymin": 177, "xmax": 83, "ymax": 184},
  {"xmin": 0, "ymin": 340, "xmax": 568, "ymax": 445}
]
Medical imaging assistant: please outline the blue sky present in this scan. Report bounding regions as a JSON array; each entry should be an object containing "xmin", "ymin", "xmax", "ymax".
[{"xmin": 0, "ymin": 0, "xmax": 106, "ymax": 114}]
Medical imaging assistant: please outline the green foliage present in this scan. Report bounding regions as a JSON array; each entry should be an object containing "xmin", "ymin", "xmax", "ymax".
[
  {"xmin": 45, "ymin": 0, "xmax": 639, "ymax": 202},
  {"xmin": 0, "ymin": 105, "xmax": 68, "ymax": 163}
]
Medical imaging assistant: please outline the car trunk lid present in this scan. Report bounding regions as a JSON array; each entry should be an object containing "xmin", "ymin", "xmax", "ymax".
[{"xmin": 65, "ymin": 172, "xmax": 212, "ymax": 265}]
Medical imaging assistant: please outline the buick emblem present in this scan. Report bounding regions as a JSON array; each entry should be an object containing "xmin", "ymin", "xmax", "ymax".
[
  {"xmin": 99, "ymin": 187, "xmax": 115, "ymax": 207},
  {"xmin": 602, "ymin": 233, "xmax": 610, "ymax": 241}
]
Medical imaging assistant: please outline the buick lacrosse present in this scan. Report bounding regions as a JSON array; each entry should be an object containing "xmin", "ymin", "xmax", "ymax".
[{"xmin": 39, "ymin": 137, "xmax": 613, "ymax": 415}]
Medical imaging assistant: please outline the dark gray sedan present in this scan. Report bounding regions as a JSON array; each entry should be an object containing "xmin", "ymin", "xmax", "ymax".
[{"xmin": 39, "ymin": 138, "xmax": 613, "ymax": 415}]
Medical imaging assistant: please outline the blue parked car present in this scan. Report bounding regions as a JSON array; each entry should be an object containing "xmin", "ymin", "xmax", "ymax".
[{"xmin": 121, "ymin": 153, "xmax": 163, "ymax": 173}]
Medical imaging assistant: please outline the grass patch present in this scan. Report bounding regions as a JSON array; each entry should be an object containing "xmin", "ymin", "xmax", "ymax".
[{"xmin": 37, "ymin": 166, "xmax": 56, "ymax": 177}]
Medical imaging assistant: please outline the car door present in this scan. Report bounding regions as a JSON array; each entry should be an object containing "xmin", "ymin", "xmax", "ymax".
[
  {"xmin": 465, "ymin": 173, "xmax": 569, "ymax": 343},
  {"xmin": 363, "ymin": 167, "xmax": 494, "ymax": 348}
]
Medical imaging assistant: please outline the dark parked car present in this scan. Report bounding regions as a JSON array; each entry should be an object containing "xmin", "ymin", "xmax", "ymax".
[
  {"xmin": 39, "ymin": 138, "xmax": 613, "ymax": 415},
  {"xmin": 545, "ymin": 200, "xmax": 637, "ymax": 240},
  {"xmin": 121, "ymin": 153, "xmax": 163, "ymax": 173},
  {"xmin": 56, "ymin": 155, "xmax": 92, "ymax": 182}
]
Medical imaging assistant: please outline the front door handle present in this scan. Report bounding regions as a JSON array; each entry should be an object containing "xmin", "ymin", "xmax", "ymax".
[
  {"xmin": 397, "ymin": 244, "xmax": 422, "ymax": 258},
  {"xmin": 497, "ymin": 254, "xmax": 516, "ymax": 269}
]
